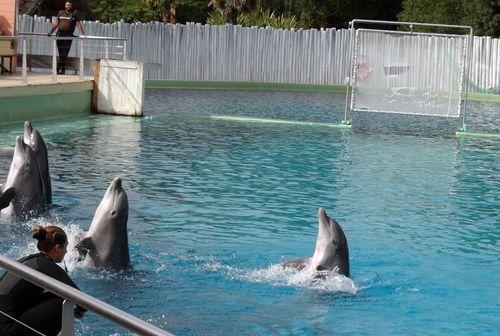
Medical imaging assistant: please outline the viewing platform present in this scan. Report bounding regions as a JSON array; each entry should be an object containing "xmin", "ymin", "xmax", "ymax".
[{"xmin": 0, "ymin": 34, "xmax": 143, "ymax": 125}]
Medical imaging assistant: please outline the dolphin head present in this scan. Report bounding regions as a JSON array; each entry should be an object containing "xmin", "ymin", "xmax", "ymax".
[
  {"xmin": 9, "ymin": 136, "xmax": 36, "ymax": 186},
  {"xmin": 84, "ymin": 176, "xmax": 130, "ymax": 268},
  {"xmin": 24, "ymin": 121, "xmax": 47, "ymax": 153},
  {"xmin": 311, "ymin": 208, "xmax": 350, "ymax": 276},
  {"xmin": 3, "ymin": 136, "xmax": 43, "ymax": 216},
  {"xmin": 89, "ymin": 176, "xmax": 129, "ymax": 235},
  {"xmin": 22, "ymin": 121, "xmax": 51, "ymax": 203}
]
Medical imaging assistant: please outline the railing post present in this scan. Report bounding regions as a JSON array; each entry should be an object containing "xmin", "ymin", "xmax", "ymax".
[
  {"xmin": 79, "ymin": 37, "xmax": 84, "ymax": 80},
  {"xmin": 123, "ymin": 40, "xmax": 127, "ymax": 60},
  {"xmin": 22, "ymin": 37, "xmax": 27, "ymax": 84},
  {"xmin": 104, "ymin": 40, "xmax": 109, "ymax": 59},
  {"xmin": 61, "ymin": 299, "xmax": 75, "ymax": 336},
  {"xmin": 52, "ymin": 38, "xmax": 57, "ymax": 83}
]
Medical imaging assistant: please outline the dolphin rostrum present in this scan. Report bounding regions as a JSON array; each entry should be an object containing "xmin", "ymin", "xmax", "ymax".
[
  {"xmin": 76, "ymin": 176, "xmax": 130, "ymax": 268},
  {"xmin": 283, "ymin": 208, "xmax": 350, "ymax": 277}
]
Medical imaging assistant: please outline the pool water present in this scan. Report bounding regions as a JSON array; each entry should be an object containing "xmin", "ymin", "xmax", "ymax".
[{"xmin": 0, "ymin": 89, "xmax": 498, "ymax": 335}]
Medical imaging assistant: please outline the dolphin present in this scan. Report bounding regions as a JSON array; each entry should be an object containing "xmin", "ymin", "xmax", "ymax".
[
  {"xmin": 1, "ymin": 136, "xmax": 47, "ymax": 217},
  {"xmin": 283, "ymin": 208, "xmax": 350, "ymax": 277},
  {"xmin": 76, "ymin": 177, "xmax": 130, "ymax": 268},
  {"xmin": 23, "ymin": 121, "xmax": 52, "ymax": 204}
]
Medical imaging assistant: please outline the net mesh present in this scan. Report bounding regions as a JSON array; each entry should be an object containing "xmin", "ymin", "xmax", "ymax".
[{"xmin": 350, "ymin": 29, "xmax": 468, "ymax": 117}]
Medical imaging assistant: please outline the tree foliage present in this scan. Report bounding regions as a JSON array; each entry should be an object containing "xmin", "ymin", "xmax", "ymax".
[
  {"xmin": 87, "ymin": 0, "xmax": 499, "ymax": 37},
  {"xmin": 89, "ymin": 0, "xmax": 152, "ymax": 23},
  {"xmin": 399, "ymin": 0, "xmax": 499, "ymax": 37},
  {"xmin": 206, "ymin": 8, "xmax": 300, "ymax": 29}
]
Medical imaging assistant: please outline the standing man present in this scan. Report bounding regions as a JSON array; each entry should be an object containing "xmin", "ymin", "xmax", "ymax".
[{"xmin": 47, "ymin": 1, "xmax": 86, "ymax": 74}]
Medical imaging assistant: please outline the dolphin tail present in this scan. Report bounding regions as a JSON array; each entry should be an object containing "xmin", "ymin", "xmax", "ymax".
[{"xmin": 0, "ymin": 187, "xmax": 15, "ymax": 210}]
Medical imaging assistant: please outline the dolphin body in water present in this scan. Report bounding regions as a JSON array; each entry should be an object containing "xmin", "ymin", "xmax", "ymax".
[
  {"xmin": 0, "ymin": 122, "xmax": 52, "ymax": 217},
  {"xmin": 1, "ymin": 136, "xmax": 47, "ymax": 217},
  {"xmin": 23, "ymin": 121, "xmax": 52, "ymax": 204},
  {"xmin": 76, "ymin": 177, "xmax": 130, "ymax": 268},
  {"xmin": 283, "ymin": 208, "xmax": 350, "ymax": 277}
]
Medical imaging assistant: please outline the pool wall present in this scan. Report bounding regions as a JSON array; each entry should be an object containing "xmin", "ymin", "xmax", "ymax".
[{"xmin": 0, "ymin": 81, "xmax": 92, "ymax": 124}]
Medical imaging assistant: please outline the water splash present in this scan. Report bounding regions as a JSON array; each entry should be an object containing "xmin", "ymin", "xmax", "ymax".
[{"xmin": 201, "ymin": 258, "xmax": 358, "ymax": 294}]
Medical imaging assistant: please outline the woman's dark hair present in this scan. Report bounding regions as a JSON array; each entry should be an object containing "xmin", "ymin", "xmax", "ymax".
[{"xmin": 32, "ymin": 225, "xmax": 67, "ymax": 253}]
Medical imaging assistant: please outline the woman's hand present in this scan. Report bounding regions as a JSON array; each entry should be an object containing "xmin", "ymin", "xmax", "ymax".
[{"xmin": 74, "ymin": 306, "xmax": 86, "ymax": 319}]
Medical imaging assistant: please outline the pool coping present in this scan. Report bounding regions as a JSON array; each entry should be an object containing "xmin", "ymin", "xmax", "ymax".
[{"xmin": 145, "ymin": 80, "xmax": 500, "ymax": 103}]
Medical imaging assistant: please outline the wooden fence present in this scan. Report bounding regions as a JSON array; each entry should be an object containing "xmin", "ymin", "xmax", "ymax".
[{"xmin": 17, "ymin": 15, "xmax": 500, "ymax": 93}]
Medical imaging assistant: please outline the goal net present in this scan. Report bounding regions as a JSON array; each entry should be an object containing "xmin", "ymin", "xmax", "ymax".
[{"xmin": 349, "ymin": 22, "xmax": 472, "ymax": 118}]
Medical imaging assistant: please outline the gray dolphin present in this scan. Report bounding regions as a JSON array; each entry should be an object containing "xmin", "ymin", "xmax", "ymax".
[
  {"xmin": 76, "ymin": 177, "xmax": 130, "ymax": 268},
  {"xmin": 283, "ymin": 208, "xmax": 350, "ymax": 277},
  {"xmin": 23, "ymin": 121, "xmax": 52, "ymax": 204},
  {"xmin": 1, "ymin": 136, "xmax": 45, "ymax": 217}
]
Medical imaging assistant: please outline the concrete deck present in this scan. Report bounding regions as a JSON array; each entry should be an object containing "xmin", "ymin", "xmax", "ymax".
[
  {"xmin": 0, "ymin": 72, "xmax": 93, "ymax": 88},
  {"xmin": 0, "ymin": 72, "xmax": 94, "ymax": 124}
]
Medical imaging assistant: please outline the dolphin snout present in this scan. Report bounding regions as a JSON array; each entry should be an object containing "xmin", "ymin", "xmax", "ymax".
[
  {"xmin": 24, "ymin": 120, "xmax": 33, "ymax": 133},
  {"xmin": 23, "ymin": 121, "xmax": 34, "ymax": 146},
  {"xmin": 112, "ymin": 176, "xmax": 123, "ymax": 188},
  {"xmin": 14, "ymin": 136, "xmax": 25, "ymax": 152}
]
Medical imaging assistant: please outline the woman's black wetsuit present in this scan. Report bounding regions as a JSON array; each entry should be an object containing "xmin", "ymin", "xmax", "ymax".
[{"xmin": 0, "ymin": 253, "xmax": 80, "ymax": 336}]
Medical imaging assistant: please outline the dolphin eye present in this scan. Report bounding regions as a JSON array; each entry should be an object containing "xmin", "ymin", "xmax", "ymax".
[{"xmin": 111, "ymin": 210, "xmax": 116, "ymax": 216}]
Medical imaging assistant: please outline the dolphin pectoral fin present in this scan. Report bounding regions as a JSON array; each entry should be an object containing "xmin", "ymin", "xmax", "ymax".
[
  {"xmin": 75, "ymin": 237, "xmax": 94, "ymax": 261},
  {"xmin": 0, "ymin": 187, "xmax": 15, "ymax": 210}
]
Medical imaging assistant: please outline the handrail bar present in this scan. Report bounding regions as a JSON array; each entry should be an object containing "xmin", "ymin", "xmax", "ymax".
[
  {"xmin": 350, "ymin": 19, "xmax": 473, "ymax": 32},
  {"xmin": 0, "ymin": 255, "xmax": 174, "ymax": 336},
  {"xmin": 0, "ymin": 34, "xmax": 126, "ymax": 41}
]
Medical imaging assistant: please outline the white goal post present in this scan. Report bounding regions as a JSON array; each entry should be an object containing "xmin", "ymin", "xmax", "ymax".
[{"xmin": 344, "ymin": 20, "xmax": 473, "ymax": 121}]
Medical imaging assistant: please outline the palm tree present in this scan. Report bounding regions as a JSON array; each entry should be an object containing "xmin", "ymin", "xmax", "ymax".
[
  {"xmin": 208, "ymin": 0, "xmax": 247, "ymax": 24},
  {"xmin": 146, "ymin": 0, "xmax": 177, "ymax": 23}
]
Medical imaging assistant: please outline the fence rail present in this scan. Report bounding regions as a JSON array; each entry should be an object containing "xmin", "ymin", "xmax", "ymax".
[{"xmin": 15, "ymin": 15, "xmax": 500, "ymax": 94}]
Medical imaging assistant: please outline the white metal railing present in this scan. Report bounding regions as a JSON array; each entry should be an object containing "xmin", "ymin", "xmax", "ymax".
[
  {"xmin": 0, "ymin": 34, "xmax": 126, "ymax": 84},
  {"xmin": 0, "ymin": 254, "xmax": 174, "ymax": 336}
]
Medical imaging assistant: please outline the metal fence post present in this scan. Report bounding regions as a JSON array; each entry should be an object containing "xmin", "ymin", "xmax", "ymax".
[
  {"xmin": 61, "ymin": 299, "xmax": 75, "ymax": 336},
  {"xmin": 104, "ymin": 40, "xmax": 109, "ymax": 59},
  {"xmin": 52, "ymin": 38, "xmax": 57, "ymax": 82},
  {"xmin": 79, "ymin": 38, "xmax": 84, "ymax": 80},
  {"xmin": 123, "ymin": 40, "xmax": 127, "ymax": 60},
  {"xmin": 22, "ymin": 37, "xmax": 27, "ymax": 84}
]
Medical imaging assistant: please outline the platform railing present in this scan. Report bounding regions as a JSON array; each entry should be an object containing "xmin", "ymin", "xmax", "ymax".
[
  {"xmin": 0, "ymin": 34, "xmax": 126, "ymax": 84},
  {"xmin": 0, "ymin": 254, "xmax": 174, "ymax": 336}
]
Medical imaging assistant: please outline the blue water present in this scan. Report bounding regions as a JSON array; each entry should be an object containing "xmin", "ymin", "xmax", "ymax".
[{"xmin": 0, "ymin": 89, "xmax": 499, "ymax": 335}]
